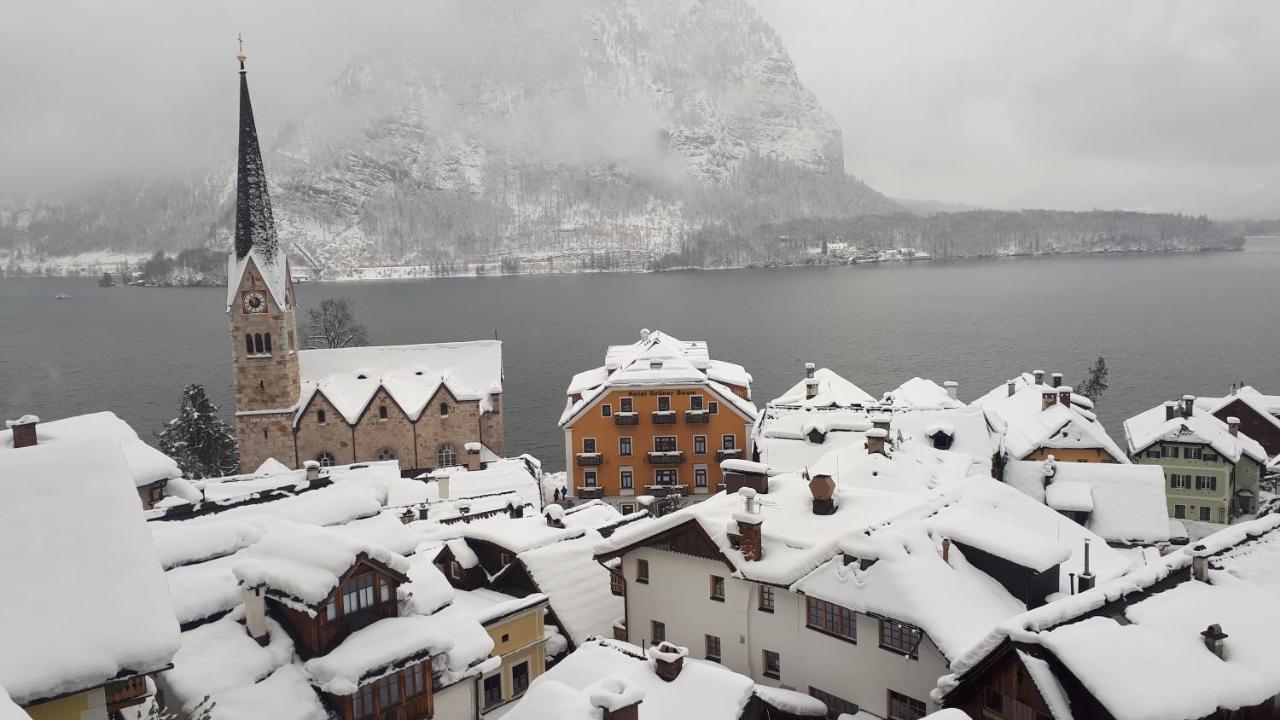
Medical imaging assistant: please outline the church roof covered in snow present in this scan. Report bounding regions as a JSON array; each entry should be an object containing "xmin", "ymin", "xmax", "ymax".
[
  {"xmin": 0, "ymin": 411, "xmax": 180, "ymax": 487},
  {"xmin": 296, "ymin": 340, "xmax": 503, "ymax": 425},
  {"xmin": 560, "ymin": 330, "xmax": 755, "ymax": 426},
  {"xmin": 0, "ymin": 440, "xmax": 181, "ymax": 706}
]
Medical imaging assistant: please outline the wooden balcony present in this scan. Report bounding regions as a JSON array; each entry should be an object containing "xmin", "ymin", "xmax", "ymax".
[
  {"xmin": 577, "ymin": 486, "xmax": 605, "ymax": 500},
  {"xmin": 576, "ymin": 452, "xmax": 603, "ymax": 467},
  {"xmin": 684, "ymin": 410, "xmax": 709, "ymax": 424},
  {"xmin": 647, "ymin": 451, "xmax": 685, "ymax": 465},
  {"xmin": 614, "ymin": 412, "xmax": 640, "ymax": 426},
  {"xmin": 106, "ymin": 675, "xmax": 150, "ymax": 713},
  {"xmin": 716, "ymin": 448, "xmax": 743, "ymax": 461},
  {"xmin": 651, "ymin": 411, "xmax": 677, "ymax": 425},
  {"xmin": 645, "ymin": 484, "xmax": 688, "ymax": 498}
]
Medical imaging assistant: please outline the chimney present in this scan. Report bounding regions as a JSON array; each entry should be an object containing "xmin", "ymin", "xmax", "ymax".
[
  {"xmin": 399, "ymin": 507, "xmax": 416, "ymax": 525},
  {"xmin": 736, "ymin": 488, "xmax": 763, "ymax": 561},
  {"xmin": 809, "ymin": 474, "xmax": 836, "ymax": 516},
  {"xmin": 436, "ymin": 476, "xmax": 451, "ymax": 501},
  {"xmin": 805, "ymin": 377, "xmax": 819, "ymax": 400},
  {"xmin": 640, "ymin": 328, "xmax": 651, "ymax": 341},
  {"xmin": 943, "ymin": 381, "xmax": 958, "ymax": 400},
  {"xmin": 870, "ymin": 414, "xmax": 891, "ymax": 434},
  {"xmin": 805, "ymin": 362, "xmax": 816, "ymax": 380},
  {"xmin": 466, "ymin": 443, "xmax": 482, "ymax": 472},
  {"xmin": 590, "ymin": 680, "xmax": 644, "ymax": 720},
  {"xmin": 507, "ymin": 501, "xmax": 525, "ymax": 519},
  {"xmin": 1182, "ymin": 394, "xmax": 1195, "ymax": 419},
  {"xmin": 648, "ymin": 642, "xmax": 688, "ymax": 682},
  {"xmin": 545, "ymin": 504, "xmax": 566, "ymax": 529},
  {"xmin": 1033, "ymin": 370, "xmax": 1046, "ymax": 385},
  {"xmin": 941, "ymin": 537, "xmax": 951, "ymax": 564},
  {"xmin": 1007, "ymin": 380, "xmax": 1017, "ymax": 397},
  {"xmin": 1165, "ymin": 402, "xmax": 1178, "ymax": 421},
  {"xmin": 1191, "ymin": 551, "xmax": 1210, "ymax": 582},
  {"xmin": 7, "ymin": 415, "xmax": 39, "ymax": 448},
  {"xmin": 1042, "ymin": 455, "xmax": 1057, "ymax": 486},
  {"xmin": 1201, "ymin": 624, "xmax": 1228, "ymax": 660},
  {"xmin": 1058, "ymin": 386, "xmax": 1073, "ymax": 408},
  {"xmin": 303, "ymin": 460, "xmax": 321, "ymax": 482},
  {"xmin": 1227, "ymin": 416, "xmax": 1240, "ymax": 436},
  {"xmin": 1077, "ymin": 539, "xmax": 1096, "ymax": 592},
  {"xmin": 1041, "ymin": 388, "xmax": 1058, "ymax": 410},
  {"xmin": 241, "ymin": 585, "xmax": 270, "ymax": 646},
  {"xmin": 866, "ymin": 427, "xmax": 888, "ymax": 456},
  {"xmin": 1051, "ymin": 372, "xmax": 1063, "ymax": 388}
]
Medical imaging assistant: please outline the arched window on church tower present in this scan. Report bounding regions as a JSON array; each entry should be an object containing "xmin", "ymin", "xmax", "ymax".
[
  {"xmin": 253, "ymin": 334, "xmax": 264, "ymax": 354},
  {"xmin": 263, "ymin": 333, "xmax": 272, "ymax": 354},
  {"xmin": 245, "ymin": 334, "xmax": 254, "ymax": 355}
]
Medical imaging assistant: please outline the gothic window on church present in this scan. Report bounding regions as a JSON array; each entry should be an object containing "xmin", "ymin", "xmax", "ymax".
[
  {"xmin": 376, "ymin": 447, "xmax": 396, "ymax": 462},
  {"xmin": 438, "ymin": 444, "xmax": 457, "ymax": 467},
  {"xmin": 253, "ymin": 333, "xmax": 265, "ymax": 355},
  {"xmin": 440, "ymin": 403, "xmax": 450, "ymax": 417},
  {"xmin": 378, "ymin": 405, "xmax": 388, "ymax": 420},
  {"xmin": 316, "ymin": 452, "xmax": 336, "ymax": 467},
  {"xmin": 245, "ymin": 334, "xmax": 254, "ymax": 355},
  {"xmin": 317, "ymin": 410, "xmax": 327, "ymax": 425},
  {"xmin": 263, "ymin": 333, "xmax": 272, "ymax": 354}
]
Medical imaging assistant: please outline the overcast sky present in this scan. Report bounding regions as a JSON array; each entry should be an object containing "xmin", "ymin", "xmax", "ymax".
[{"xmin": 3, "ymin": 0, "xmax": 1277, "ymax": 217}]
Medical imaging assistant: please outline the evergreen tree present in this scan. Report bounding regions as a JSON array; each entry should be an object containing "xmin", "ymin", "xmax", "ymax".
[
  {"xmin": 157, "ymin": 385, "xmax": 239, "ymax": 479},
  {"xmin": 1079, "ymin": 356, "xmax": 1110, "ymax": 402}
]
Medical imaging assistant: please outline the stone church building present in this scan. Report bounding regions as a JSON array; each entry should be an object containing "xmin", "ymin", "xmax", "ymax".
[{"xmin": 227, "ymin": 61, "xmax": 503, "ymax": 474}]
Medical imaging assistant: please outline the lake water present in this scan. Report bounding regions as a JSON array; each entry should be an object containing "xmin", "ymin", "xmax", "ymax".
[{"xmin": 3, "ymin": 242, "xmax": 1278, "ymax": 470}]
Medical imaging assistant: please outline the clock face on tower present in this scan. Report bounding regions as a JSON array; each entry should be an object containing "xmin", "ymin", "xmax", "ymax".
[{"xmin": 242, "ymin": 291, "xmax": 268, "ymax": 314}]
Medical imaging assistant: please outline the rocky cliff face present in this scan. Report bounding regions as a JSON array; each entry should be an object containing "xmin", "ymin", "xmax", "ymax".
[{"xmin": 0, "ymin": 0, "xmax": 895, "ymax": 270}]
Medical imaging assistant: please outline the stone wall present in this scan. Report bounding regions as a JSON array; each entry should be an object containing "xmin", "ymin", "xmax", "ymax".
[
  {"xmin": 353, "ymin": 388, "xmax": 419, "ymax": 469},
  {"xmin": 295, "ymin": 393, "xmax": 357, "ymax": 467},
  {"xmin": 480, "ymin": 392, "xmax": 505, "ymax": 455},
  {"xmin": 237, "ymin": 412, "xmax": 298, "ymax": 472},
  {"xmin": 414, "ymin": 387, "xmax": 483, "ymax": 471}
]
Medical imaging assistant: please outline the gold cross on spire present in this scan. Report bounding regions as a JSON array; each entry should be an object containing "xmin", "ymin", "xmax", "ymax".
[{"xmin": 236, "ymin": 33, "xmax": 247, "ymax": 69}]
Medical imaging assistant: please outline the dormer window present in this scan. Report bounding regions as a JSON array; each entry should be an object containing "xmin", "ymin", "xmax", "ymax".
[
  {"xmin": 342, "ymin": 574, "xmax": 376, "ymax": 614},
  {"xmin": 650, "ymin": 360, "xmax": 664, "ymax": 370}
]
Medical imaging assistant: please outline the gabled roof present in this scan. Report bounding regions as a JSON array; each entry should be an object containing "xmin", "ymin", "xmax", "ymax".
[
  {"xmin": 560, "ymin": 330, "xmax": 756, "ymax": 426},
  {"xmin": 1123, "ymin": 401, "xmax": 1266, "ymax": 464},
  {"xmin": 296, "ymin": 340, "xmax": 503, "ymax": 424},
  {"xmin": 882, "ymin": 377, "xmax": 964, "ymax": 410},
  {"xmin": 427, "ymin": 455, "xmax": 543, "ymax": 512},
  {"xmin": 973, "ymin": 373, "xmax": 1127, "ymax": 462},
  {"xmin": 1197, "ymin": 386, "xmax": 1280, "ymax": 431},
  {"xmin": 0, "ymin": 440, "xmax": 181, "ymax": 706},
  {"xmin": 0, "ymin": 411, "xmax": 180, "ymax": 487},
  {"xmin": 1003, "ymin": 459, "xmax": 1172, "ymax": 545},
  {"xmin": 772, "ymin": 368, "xmax": 877, "ymax": 408}
]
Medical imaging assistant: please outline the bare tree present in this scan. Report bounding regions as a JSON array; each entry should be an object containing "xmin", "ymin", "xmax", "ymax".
[{"xmin": 307, "ymin": 296, "xmax": 369, "ymax": 349}]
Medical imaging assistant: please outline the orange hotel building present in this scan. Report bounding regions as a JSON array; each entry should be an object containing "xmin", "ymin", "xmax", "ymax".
[{"xmin": 558, "ymin": 330, "xmax": 758, "ymax": 512}]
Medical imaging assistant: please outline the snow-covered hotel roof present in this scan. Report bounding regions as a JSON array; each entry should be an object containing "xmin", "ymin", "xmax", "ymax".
[
  {"xmin": 0, "ymin": 440, "xmax": 181, "ymax": 707},
  {"xmin": 560, "ymin": 329, "xmax": 755, "ymax": 426},
  {"xmin": 1124, "ymin": 397, "xmax": 1267, "ymax": 464},
  {"xmin": 972, "ymin": 372, "xmax": 1127, "ymax": 462},
  {"xmin": 0, "ymin": 411, "xmax": 180, "ymax": 487},
  {"xmin": 296, "ymin": 340, "xmax": 503, "ymax": 424},
  {"xmin": 938, "ymin": 514, "xmax": 1280, "ymax": 720}
]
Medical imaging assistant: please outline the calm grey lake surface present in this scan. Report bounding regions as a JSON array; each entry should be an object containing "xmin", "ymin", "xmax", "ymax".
[{"xmin": 3, "ymin": 242, "xmax": 1278, "ymax": 471}]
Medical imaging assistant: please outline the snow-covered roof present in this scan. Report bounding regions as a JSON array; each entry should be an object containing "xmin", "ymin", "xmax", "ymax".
[
  {"xmin": 560, "ymin": 330, "xmax": 756, "ymax": 426},
  {"xmin": 226, "ymin": 251, "xmax": 291, "ymax": 314},
  {"xmin": 1003, "ymin": 459, "xmax": 1172, "ymax": 545},
  {"xmin": 0, "ymin": 411, "xmax": 180, "ymax": 487},
  {"xmin": 0, "ymin": 440, "xmax": 181, "ymax": 705},
  {"xmin": 520, "ymin": 532, "xmax": 623, "ymax": 646},
  {"xmin": 428, "ymin": 455, "xmax": 543, "ymax": 512},
  {"xmin": 232, "ymin": 523, "xmax": 410, "ymax": 610},
  {"xmin": 297, "ymin": 340, "xmax": 503, "ymax": 424},
  {"xmin": 303, "ymin": 615, "xmax": 460, "ymax": 695},
  {"xmin": 973, "ymin": 373, "xmax": 1127, "ymax": 462},
  {"xmin": 503, "ymin": 639, "xmax": 799, "ymax": 720},
  {"xmin": 450, "ymin": 588, "xmax": 547, "ymax": 626},
  {"xmin": 882, "ymin": 377, "xmax": 964, "ymax": 410},
  {"xmin": 1124, "ymin": 401, "xmax": 1267, "ymax": 464},
  {"xmin": 0, "ymin": 686, "xmax": 30, "ymax": 720},
  {"xmin": 1197, "ymin": 386, "xmax": 1280, "ymax": 431},
  {"xmin": 939, "ymin": 515, "xmax": 1280, "ymax": 720},
  {"xmin": 771, "ymin": 368, "xmax": 877, "ymax": 408}
]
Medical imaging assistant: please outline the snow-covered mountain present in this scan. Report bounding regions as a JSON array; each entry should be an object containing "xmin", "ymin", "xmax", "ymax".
[{"xmin": 0, "ymin": 0, "xmax": 895, "ymax": 272}]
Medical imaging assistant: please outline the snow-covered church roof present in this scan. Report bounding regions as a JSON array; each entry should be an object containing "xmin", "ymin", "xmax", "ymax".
[
  {"xmin": 0, "ymin": 411, "xmax": 180, "ymax": 487},
  {"xmin": 297, "ymin": 340, "xmax": 503, "ymax": 424},
  {"xmin": 0, "ymin": 440, "xmax": 181, "ymax": 706}
]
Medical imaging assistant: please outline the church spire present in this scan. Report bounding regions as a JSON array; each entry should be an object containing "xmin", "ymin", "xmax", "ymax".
[{"xmin": 234, "ymin": 38, "xmax": 280, "ymax": 263}]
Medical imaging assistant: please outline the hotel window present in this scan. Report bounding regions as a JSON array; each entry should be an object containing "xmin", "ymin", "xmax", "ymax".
[
  {"xmin": 317, "ymin": 409, "xmax": 327, "ymax": 425},
  {"xmin": 690, "ymin": 395, "xmax": 704, "ymax": 411},
  {"xmin": 1200, "ymin": 507, "xmax": 1212, "ymax": 521},
  {"xmin": 1174, "ymin": 504, "xmax": 1186, "ymax": 519},
  {"xmin": 651, "ymin": 620, "xmax": 666, "ymax": 644},
  {"xmin": 584, "ymin": 471, "xmax": 598, "ymax": 487},
  {"xmin": 809, "ymin": 688, "xmax": 859, "ymax": 719},
  {"xmin": 888, "ymin": 691, "xmax": 927, "ymax": 720},
  {"xmin": 705, "ymin": 634, "xmax": 722, "ymax": 662},
  {"xmin": 807, "ymin": 597, "xmax": 857, "ymax": 642},
  {"xmin": 710, "ymin": 575, "xmax": 725, "ymax": 601},
  {"xmin": 694, "ymin": 435, "xmax": 707, "ymax": 454},
  {"xmin": 758, "ymin": 585, "xmax": 775, "ymax": 612},
  {"xmin": 619, "ymin": 437, "xmax": 633, "ymax": 456},
  {"xmin": 708, "ymin": 401, "xmax": 719, "ymax": 414},
  {"xmin": 654, "ymin": 436, "xmax": 678, "ymax": 452},
  {"xmin": 378, "ymin": 405, "xmax": 388, "ymax": 420},
  {"xmin": 879, "ymin": 618, "xmax": 923, "ymax": 658},
  {"xmin": 437, "ymin": 444, "xmax": 457, "ymax": 467},
  {"xmin": 762, "ymin": 650, "xmax": 781, "ymax": 679},
  {"xmin": 636, "ymin": 559, "xmax": 649, "ymax": 584},
  {"xmin": 620, "ymin": 397, "xmax": 634, "ymax": 413},
  {"xmin": 583, "ymin": 437, "xmax": 597, "ymax": 453},
  {"xmin": 620, "ymin": 469, "xmax": 634, "ymax": 489},
  {"xmin": 602, "ymin": 403, "xmax": 612, "ymax": 417},
  {"xmin": 315, "ymin": 452, "xmax": 336, "ymax": 467},
  {"xmin": 655, "ymin": 469, "xmax": 678, "ymax": 485},
  {"xmin": 1196, "ymin": 475, "xmax": 1217, "ymax": 491},
  {"xmin": 722, "ymin": 434, "xmax": 737, "ymax": 450},
  {"xmin": 695, "ymin": 466, "xmax": 708, "ymax": 487},
  {"xmin": 657, "ymin": 396, "xmax": 671, "ymax": 412}
]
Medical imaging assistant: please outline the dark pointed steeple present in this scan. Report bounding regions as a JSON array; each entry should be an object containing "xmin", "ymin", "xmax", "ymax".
[{"xmin": 234, "ymin": 44, "xmax": 280, "ymax": 262}]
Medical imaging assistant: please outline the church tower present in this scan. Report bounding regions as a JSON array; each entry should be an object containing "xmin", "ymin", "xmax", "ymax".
[{"xmin": 227, "ymin": 44, "xmax": 301, "ymax": 472}]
